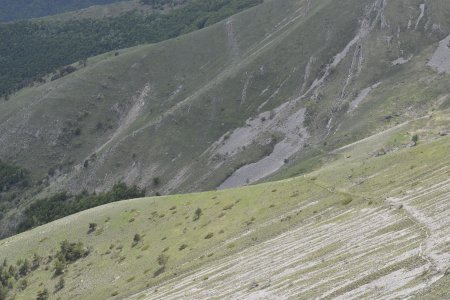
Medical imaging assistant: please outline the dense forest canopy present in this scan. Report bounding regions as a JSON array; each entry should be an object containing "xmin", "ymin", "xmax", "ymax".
[
  {"xmin": 0, "ymin": 0, "xmax": 262, "ymax": 99},
  {"xmin": 0, "ymin": 0, "xmax": 126, "ymax": 22}
]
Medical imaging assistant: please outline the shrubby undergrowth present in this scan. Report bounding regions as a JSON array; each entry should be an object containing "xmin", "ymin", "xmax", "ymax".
[{"xmin": 18, "ymin": 183, "xmax": 145, "ymax": 232}]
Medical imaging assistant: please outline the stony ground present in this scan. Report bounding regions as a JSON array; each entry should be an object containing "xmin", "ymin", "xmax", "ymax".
[{"xmin": 127, "ymin": 115, "xmax": 450, "ymax": 300}]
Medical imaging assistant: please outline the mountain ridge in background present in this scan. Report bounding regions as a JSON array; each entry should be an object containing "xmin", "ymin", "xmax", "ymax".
[
  {"xmin": 0, "ymin": 0, "xmax": 449, "ymax": 299},
  {"xmin": 0, "ymin": 0, "xmax": 131, "ymax": 22}
]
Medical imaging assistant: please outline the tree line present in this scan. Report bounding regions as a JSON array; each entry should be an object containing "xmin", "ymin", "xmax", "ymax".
[
  {"xmin": 0, "ymin": 0, "xmax": 124, "ymax": 22},
  {"xmin": 0, "ymin": 0, "xmax": 262, "ymax": 99},
  {"xmin": 18, "ymin": 182, "xmax": 145, "ymax": 232}
]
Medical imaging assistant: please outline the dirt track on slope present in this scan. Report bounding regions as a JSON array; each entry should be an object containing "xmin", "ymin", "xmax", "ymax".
[{"xmin": 127, "ymin": 158, "xmax": 450, "ymax": 300}]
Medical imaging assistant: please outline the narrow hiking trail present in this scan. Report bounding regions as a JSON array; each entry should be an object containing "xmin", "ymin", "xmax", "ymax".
[{"xmin": 387, "ymin": 178, "xmax": 450, "ymax": 275}]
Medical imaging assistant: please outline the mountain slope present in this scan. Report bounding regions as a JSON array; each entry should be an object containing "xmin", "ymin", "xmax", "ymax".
[
  {"xmin": 0, "ymin": 0, "xmax": 260, "ymax": 98},
  {"xmin": 2, "ymin": 0, "xmax": 450, "ymax": 237},
  {"xmin": 1, "ymin": 0, "xmax": 450, "ymax": 297},
  {"xmin": 0, "ymin": 0, "xmax": 129, "ymax": 22},
  {"xmin": 1, "ymin": 111, "xmax": 449, "ymax": 299}
]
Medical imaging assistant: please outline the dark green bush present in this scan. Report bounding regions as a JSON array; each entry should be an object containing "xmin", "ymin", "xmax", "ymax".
[
  {"xmin": 132, "ymin": 234, "xmax": 142, "ymax": 247},
  {"xmin": 57, "ymin": 240, "xmax": 89, "ymax": 263},
  {"xmin": 53, "ymin": 258, "xmax": 65, "ymax": 277},
  {"xmin": 157, "ymin": 254, "xmax": 169, "ymax": 266},
  {"xmin": 54, "ymin": 277, "xmax": 65, "ymax": 292},
  {"xmin": 0, "ymin": 160, "xmax": 30, "ymax": 193},
  {"xmin": 152, "ymin": 177, "xmax": 161, "ymax": 186},
  {"xmin": 18, "ymin": 182, "xmax": 145, "ymax": 231},
  {"xmin": 36, "ymin": 288, "xmax": 49, "ymax": 300},
  {"xmin": 87, "ymin": 223, "xmax": 97, "ymax": 234},
  {"xmin": 193, "ymin": 208, "xmax": 202, "ymax": 221}
]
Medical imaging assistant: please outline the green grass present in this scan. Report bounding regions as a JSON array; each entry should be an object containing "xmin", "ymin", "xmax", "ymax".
[
  {"xmin": 0, "ymin": 0, "xmax": 126, "ymax": 22},
  {"xmin": 0, "ymin": 0, "xmax": 450, "ymax": 243},
  {"xmin": 0, "ymin": 177, "xmax": 331, "ymax": 299},
  {"xmin": 1, "ymin": 0, "xmax": 450, "ymax": 298},
  {"xmin": 1, "ymin": 110, "xmax": 449, "ymax": 299}
]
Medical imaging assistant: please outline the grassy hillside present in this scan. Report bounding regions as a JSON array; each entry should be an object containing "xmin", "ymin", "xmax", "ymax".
[
  {"xmin": 0, "ymin": 0, "xmax": 128, "ymax": 22},
  {"xmin": 1, "ymin": 0, "xmax": 449, "ymax": 298},
  {"xmin": 1, "ymin": 0, "xmax": 450, "ymax": 238},
  {"xmin": 37, "ymin": 0, "xmax": 163, "ymax": 21},
  {"xmin": 0, "ymin": 0, "xmax": 261, "ymax": 98},
  {"xmin": 1, "ymin": 111, "xmax": 449, "ymax": 299}
]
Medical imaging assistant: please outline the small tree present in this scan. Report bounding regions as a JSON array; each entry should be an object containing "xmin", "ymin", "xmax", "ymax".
[
  {"xmin": 18, "ymin": 279, "xmax": 28, "ymax": 291},
  {"xmin": 18, "ymin": 259, "xmax": 30, "ymax": 276},
  {"xmin": 31, "ymin": 253, "xmax": 41, "ymax": 271},
  {"xmin": 152, "ymin": 177, "xmax": 160, "ymax": 186},
  {"xmin": 132, "ymin": 234, "xmax": 142, "ymax": 247},
  {"xmin": 53, "ymin": 258, "xmax": 65, "ymax": 277},
  {"xmin": 87, "ymin": 223, "xmax": 97, "ymax": 234},
  {"xmin": 36, "ymin": 288, "xmax": 49, "ymax": 300},
  {"xmin": 8, "ymin": 265, "xmax": 17, "ymax": 279},
  {"xmin": 157, "ymin": 254, "xmax": 168, "ymax": 266},
  {"xmin": 412, "ymin": 134, "xmax": 419, "ymax": 145},
  {"xmin": 193, "ymin": 208, "xmax": 202, "ymax": 221},
  {"xmin": 57, "ymin": 240, "xmax": 89, "ymax": 262},
  {"xmin": 153, "ymin": 253, "xmax": 168, "ymax": 278},
  {"xmin": 0, "ymin": 285, "xmax": 7, "ymax": 300},
  {"xmin": 54, "ymin": 277, "xmax": 65, "ymax": 292}
]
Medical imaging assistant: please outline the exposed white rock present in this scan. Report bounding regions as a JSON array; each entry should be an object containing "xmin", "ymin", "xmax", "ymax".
[
  {"xmin": 392, "ymin": 56, "xmax": 412, "ymax": 66},
  {"xmin": 427, "ymin": 34, "xmax": 450, "ymax": 74},
  {"xmin": 349, "ymin": 82, "xmax": 381, "ymax": 111}
]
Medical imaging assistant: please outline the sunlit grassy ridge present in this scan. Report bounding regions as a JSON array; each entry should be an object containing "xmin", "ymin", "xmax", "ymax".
[
  {"xmin": 1, "ymin": 111, "xmax": 449, "ymax": 299},
  {"xmin": 2, "ymin": 0, "xmax": 450, "ymax": 245},
  {"xmin": 1, "ymin": 0, "xmax": 450, "ymax": 298},
  {"xmin": 0, "ymin": 0, "xmax": 126, "ymax": 22}
]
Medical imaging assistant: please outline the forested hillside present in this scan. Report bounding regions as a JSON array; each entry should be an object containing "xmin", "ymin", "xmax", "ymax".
[
  {"xmin": 0, "ymin": 0, "xmax": 262, "ymax": 99},
  {"xmin": 0, "ymin": 0, "xmax": 125, "ymax": 22},
  {"xmin": 0, "ymin": 0, "xmax": 450, "ymax": 298}
]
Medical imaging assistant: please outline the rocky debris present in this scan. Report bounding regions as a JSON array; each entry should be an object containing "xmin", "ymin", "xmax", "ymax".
[
  {"xmin": 214, "ymin": 104, "xmax": 308, "ymax": 189},
  {"xmin": 349, "ymin": 82, "xmax": 381, "ymax": 112},
  {"xmin": 392, "ymin": 56, "xmax": 412, "ymax": 66},
  {"xmin": 249, "ymin": 281, "xmax": 259, "ymax": 290},
  {"xmin": 388, "ymin": 202, "xmax": 403, "ymax": 210},
  {"xmin": 427, "ymin": 34, "xmax": 450, "ymax": 74},
  {"xmin": 373, "ymin": 148, "xmax": 387, "ymax": 157}
]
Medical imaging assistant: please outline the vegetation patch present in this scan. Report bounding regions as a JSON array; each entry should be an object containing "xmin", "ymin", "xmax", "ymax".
[
  {"xmin": 0, "ymin": 0, "xmax": 263, "ymax": 99},
  {"xmin": 18, "ymin": 182, "xmax": 144, "ymax": 232},
  {"xmin": 0, "ymin": 240, "xmax": 88, "ymax": 299}
]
